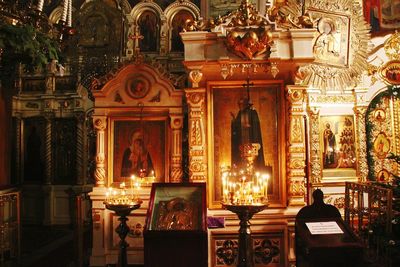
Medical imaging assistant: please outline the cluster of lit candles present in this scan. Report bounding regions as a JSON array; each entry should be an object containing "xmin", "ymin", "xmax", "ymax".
[
  {"xmin": 104, "ymin": 172, "xmax": 155, "ymax": 205},
  {"xmin": 221, "ymin": 167, "xmax": 269, "ymax": 205}
]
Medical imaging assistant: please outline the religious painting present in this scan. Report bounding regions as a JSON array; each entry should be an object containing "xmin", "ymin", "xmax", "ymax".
[
  {"xmin": 320, "ymin": 115, "xmax": 356, "ymax": 170},
  {"xmin": 373, "ymin": 132, "xmax": 391, "ymax": 159},
  {"xmin": 373, "ymin": 108, "xmax": 386, "ymax": 122},
  {"xmin": 308, "ymin": 11, "xmax": 350, "ymax": 67},
  {"xmin": 79, "ymin": 14, "xmax": 110, "ymax": 47},
  {"xmin": 111, "ymin": 119, "xmax": 166, "ymax": 184},
  {"xmin": 145, "ymin": 183, "xmax": 206, "ymax": 231},
  {"xmin": 171, "ymin": 10, "xmax": 194, "ymax": 52},
  {"xmin": 363, "ymin": 0, "xmax": 400, "ymax": 33},
  {"xmin": 209, "ymin": 82, "xmax": 285, "ymax": 207},
  {"xmin": 138, "ymin": 10, "xmax": 160, "ymax": 52},
  {"xmin": 379, "ymin": 61, "xmax": 400, "ymax": 85},
  {"xmin": 377, "ymin": 169, "xmax": 391, "ymax": 182},
  {"xmin": 209, "ymin": 0, "xmax": 254, "ymax": 18},
  {"xmin": 125, "ymin": 76, "xmax": 150, "ymax": 99}
]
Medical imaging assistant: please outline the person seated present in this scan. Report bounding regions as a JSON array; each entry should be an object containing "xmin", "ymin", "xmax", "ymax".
[{"xmin": 296, "ymin": 188, "xmax": 341, "ymax": 220}]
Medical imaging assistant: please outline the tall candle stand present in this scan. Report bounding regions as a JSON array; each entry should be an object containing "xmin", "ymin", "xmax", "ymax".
[
  {"xmin": 221, "ymin": 143, "xmax": 269, "ymax": 267},
  {"xmin": 222, "ymin": 203, "xmax": 268, "ymax": 267},
  {"xmin": 104, "ymin": 201, "xmax": 142, "ymax": 267}
]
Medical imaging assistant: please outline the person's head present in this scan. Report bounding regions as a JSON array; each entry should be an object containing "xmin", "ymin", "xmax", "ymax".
[
  {"xmin": 326, "ymin": 123, "xmax": 330, "ymax": 129},
  {"xmin": 238, "ymin": 97, "xmax": 251, "ymax": 110},
  {"xmin": 130, "ymin": 129, "xmax": 145, "ymax": 152},
  {"xmin": 312, "ymin": 189, "xmax": 324, "ymax": 204}
]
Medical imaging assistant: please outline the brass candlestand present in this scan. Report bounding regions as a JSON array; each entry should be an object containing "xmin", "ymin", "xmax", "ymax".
[
  {"xmin": 222, "ymin": 143, "xmax": 269, "ymax": 267},
  {"xmin": 104, "ymin": 201, "xmax": 142, "ymax": 267}
]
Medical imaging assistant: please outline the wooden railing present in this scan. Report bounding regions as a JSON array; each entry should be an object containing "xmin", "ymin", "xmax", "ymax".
[
  {"xmin": 344, "ymin": 182, "xmax": 394, "ymax": 265},
  {"xmin": 0, "ymin": 187, "xmax": 20, "ymax": 264}
]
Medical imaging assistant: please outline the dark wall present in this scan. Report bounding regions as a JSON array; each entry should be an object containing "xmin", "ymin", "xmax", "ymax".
[{"xmin": 0, "ymin": 85, "xmax": 12, "ymax": 186}]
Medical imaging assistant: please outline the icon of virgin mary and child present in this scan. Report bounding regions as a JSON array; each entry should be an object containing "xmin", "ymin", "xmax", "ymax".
[{"xmin": 121, "ymin": 129, "xmax": 154, "ymax": 178}]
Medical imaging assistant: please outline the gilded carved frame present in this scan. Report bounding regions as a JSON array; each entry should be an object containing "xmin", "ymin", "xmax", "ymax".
[{"xmin": 206, "ymin": 80, "xmax": 287, "ymax": 208}]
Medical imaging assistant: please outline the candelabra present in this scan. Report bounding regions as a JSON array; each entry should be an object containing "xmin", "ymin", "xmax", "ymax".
[
  {"xmin": 221, "ymin": 142, "xmax": 269, "ymax": 267},
  {"xmin": 104, "ymin": 201, "xmax": 142, "ymax": 267},
  {"xmin": 104, "ymin": 182, "xmax": 143, "ymax": 267}
]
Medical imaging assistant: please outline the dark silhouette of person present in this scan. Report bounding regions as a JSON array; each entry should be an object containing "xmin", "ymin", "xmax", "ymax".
[
  {"xmin": 297, "ymin": 189, "xmax": 341, "ymax": 220},
  {"xmin": 24, "ymin": 126, "xmax": 44, "ymax": 182},
  {"xmin": 231, "ymin": 97, "xmax": 265, "ymax": 170},
  {"xmin": 121, "ymin": 129, "xmax": 154, "ymax": 177}
]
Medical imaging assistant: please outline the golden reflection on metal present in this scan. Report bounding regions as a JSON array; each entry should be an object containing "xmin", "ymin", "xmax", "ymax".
[
  {"xmin": 300, "ymin": 0, "xmax": 370, "ymax": 92},
  {"xmin": 184, "ymin": 0, "xmax": 271, "ymax": 32},
  {"xmin": 267, "ymin": 0, "xmax": 314, "ymax": 29},
  {"xmin": 226, "ymin": 28, "xmax": 273, "ymax": 60},
  {"xmin": 384, "ymin": 31, "xmax": 400, "ymax": 60}
]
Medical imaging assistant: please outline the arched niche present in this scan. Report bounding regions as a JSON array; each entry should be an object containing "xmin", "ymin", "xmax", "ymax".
[
  {"xmin": 164, "ymin": 0, "xmax": 201, "ymax": 53},
  {"xmin": 129, "ymin": 2, "xmax": 166, "ymax": 54},
  {"xmin": 92, "ymin": 63, "xmax": 184, "ymax": 186}
]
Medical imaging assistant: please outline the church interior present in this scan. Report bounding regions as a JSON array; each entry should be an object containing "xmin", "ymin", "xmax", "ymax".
[{"xmin": 1, "ymin": 0, "xmax": 400, "ymax": 266}]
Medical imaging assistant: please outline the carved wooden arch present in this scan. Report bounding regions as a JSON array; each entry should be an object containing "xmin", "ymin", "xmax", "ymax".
[
  {"xmin": 92, "ymin": 63, "xmax": 184, "ymax": 185},
  {"xmin": 129, "ymin": 2, "xmax": 167, "ymax": 54},
  {"xmin": 164, "ymin": 0, "xmax": 201, "ymax": 52},
  {"xmin": 93, "ymin": 63, "xmax": 179, "ymax": 101}
]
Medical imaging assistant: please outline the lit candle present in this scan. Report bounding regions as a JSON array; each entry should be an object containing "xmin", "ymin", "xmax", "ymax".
[{"xmin": 37, "ymin": 0, "xmax": 44, "ymax": 12}]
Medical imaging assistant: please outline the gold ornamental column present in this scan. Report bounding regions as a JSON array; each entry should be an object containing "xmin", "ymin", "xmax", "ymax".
[
  {"xmin": 287, "ymin": 86, "xmax": 306, "ymax": 206},
  {"xmin": 307, "ymin": 107, "xmax": 322, "ymax": 184},
  {"xmin": 170, "ymin": 113, "xmax": 184, "ymax": 182},
  {"xmin": 93, "ymin": 116, "xmax": 107, "ymax": 187},
  {"xmin": 185, "ymin": 88, "xmax": 207, "ymax": 182},
  {"xmin": 354, "ymin": 106, "xmax": 368, "ymax": 182}
]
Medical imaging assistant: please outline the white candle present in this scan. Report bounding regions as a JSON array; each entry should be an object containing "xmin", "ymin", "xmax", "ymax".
[
  {"xmin": 67, "ymin": 0, "xmax": 72, "ymax": 27},
  {"xmin": 37, "ymin": 0, "xmax": 44, "ymax": 12},
  {"xmin": 61, "ymin": 0, "xmax": 68, "ymax": 22}
]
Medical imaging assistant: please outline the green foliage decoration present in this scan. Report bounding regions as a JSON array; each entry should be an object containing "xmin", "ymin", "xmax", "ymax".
[{"xmin": 0, "ymin": 22, "xmax": 60, "ymax": 76}]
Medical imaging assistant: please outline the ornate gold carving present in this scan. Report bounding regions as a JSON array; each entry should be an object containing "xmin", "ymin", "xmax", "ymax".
[
  {"xmin": 226, "ymin": 28, "xmax": 273, "ymax": 60},
  {"xmin": 94, "ymin": 118, "xmax": 107, "ymax": 131},
  {"xmin": 190, "ymin": 120, "xmax": 202, "ymax": 146},
  {"xmin": 186, "ymin": 91, "xmax": 204, "ymax": 105},
  {"xmin": 268, "ymin": 0, "xmax": 314, "ymax": 29},
  {"xmin": 290, "ymin": 117, "xmax": 303, "ymax": 143},
  {"xmin": 379, "ymin": 60, "xmax": 400, "ymax": 85},
  {"xmin": 288, "ymin": 88, "xmax": 304, "ymax": 103},
  {"xmin": 289, "ymin": 179, "xmax": 306, "ymax": 197},
  {"xmin": 308, "ymin": 108, "xmax": 322, "ymax": 183},
  {"xmin": 189, "ymin": 69, "xmax": 203, "ymax": 88},
  {"xmin": 384, "ymin": 31, "xmax": 400, "ymax": 60},
  {"xmin": 190, "ymin": 161, "xmax": 203, "ymax": 172},
  {"xmin": 290, "ymin": 158, "xmax": 305, "ymax": 169},
  {"xmin": 299, "ymin": 0, "xmax": 370, "ymax": 92},
  {"xmin": 309, "ymin": 94, "xmax": 355, "ymax": 104},
  {"xmin": 354, "ymin": 106, "xmax": 368, "ymax": 182}
]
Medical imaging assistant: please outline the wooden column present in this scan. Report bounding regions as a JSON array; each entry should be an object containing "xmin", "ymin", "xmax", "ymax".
[
  {"xmin": 44, "ymin": 114, "xmax": 53, "ymax": 185},
  {"xmin": 287, "ymin": 86, "xmax": 307, "ymax": 206},
  {"xmin": 354, "ymin": 106, "xmax": 368, "ymax": 182},
  {"xmin": 308, "ymin": 107, "xmax": 322, "ymax": 184},
  {"xmin": 93, "ymin": 116, "xmax": 107, "ymax": 187},
  {"xmin": 169, "ymin": 113, "xmax": 183, "ymax": 182},
  {"xmin": 75, "ymin": 112, "xmax": 85, "ymax": 185},
  {"xmin": 185, "ymin": 88, "xmax": 207, "ymax": 182}
]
